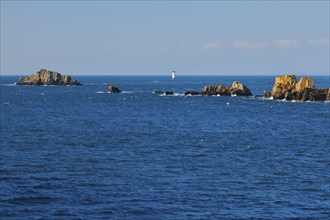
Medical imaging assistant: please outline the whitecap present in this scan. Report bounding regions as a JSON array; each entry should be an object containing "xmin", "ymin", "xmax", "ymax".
[
  {"xmin": 121, "ymin": 91, "xmax": 134, "ymax": 94},
  {"xmin": 255, "ymin": 96, "xmax": 274, "ymax": 101},
  {"xmin": 0, "ymin": 83, "xmax": 17, "ymax": 86},
  {"xmin": 231, "ymin": 94, "xmax": 237, "ymax": 97}
]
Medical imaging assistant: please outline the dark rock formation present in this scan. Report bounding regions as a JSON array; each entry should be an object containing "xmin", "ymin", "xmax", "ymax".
[
  {"xmin": 184, "ymin": 91, "xmax": 203, "ymax": 96},
  {"xmin": 154, "ymin": 91, "xmax": 174, "ymax": 95},
  {"xmin": 185, "ymin": 81, "xmax": 253, "ymax": 97},
  {"xmin": 107, "ymin": 86, "xmax": 121, "ymax": 93},
  {"xmin": 264, "ymin": 75, "xmax": 330, "ymax": 102},
  {"xmin": 18, "ymin": 69, "xmax": 81, "ymax": 86},
  {"xmin": 263, "ymin": 90, "xmax": 271, "ymax": 98}
]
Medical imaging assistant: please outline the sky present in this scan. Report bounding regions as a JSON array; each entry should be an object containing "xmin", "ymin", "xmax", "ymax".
[{"xmin": 1, "ymin": 1, "xmax": 329, "ymax": 75}]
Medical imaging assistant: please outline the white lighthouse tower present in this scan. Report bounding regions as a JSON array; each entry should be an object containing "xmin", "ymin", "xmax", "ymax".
[{"xmin": 172, "ymin": 70, "xmax": 175, "ymax": 80}]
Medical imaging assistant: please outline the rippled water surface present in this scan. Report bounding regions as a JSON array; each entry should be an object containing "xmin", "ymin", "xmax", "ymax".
[{"xmin": 1, "ymin": 75, "xmax": 329, "ymax": 219}]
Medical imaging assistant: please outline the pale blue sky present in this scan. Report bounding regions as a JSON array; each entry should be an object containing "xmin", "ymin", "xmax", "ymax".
[{"xmin": 1, "ymin": 1, "xmax": 329, "ymax": 75}]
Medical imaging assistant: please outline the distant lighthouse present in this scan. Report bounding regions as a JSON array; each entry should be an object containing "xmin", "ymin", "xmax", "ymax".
[{"xmin": 172, "ymin": 71, "xmax": 175, "ymax": 80}]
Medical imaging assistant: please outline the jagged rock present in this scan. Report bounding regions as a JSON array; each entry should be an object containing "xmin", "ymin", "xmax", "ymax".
[
  {"xmin": 263, "ymin": 90, "xmax": 271, "ymax": 98},
  {"xmin": 284, "ymin": 92, "xmax": 293, "ymax": 101},
  {"xmin": 265, "ymin": 74, "xmax": 329, "ymax": 102},
  {"xmin": 229, "ymin": 81, "xmax": 253, "ymax": 96},
  {"xmin": 295, "ymin": 76, "xmax": 314, "ymax": 91},
  {"xmin": 18, "ymin": 69, "xmax": 81, "ymax": 86},
  {"xmin": 107, "ymin": 86, "xmax": 121, "ymax": 93},
  {"xmin": 271, "ymin": 75, "xmax": 296, "ymax": 99},
  {"xmin": 300, "ymin": 88, "xmax": 329, "ymax": 102},
  {"xmin": 204, "ymin": 85, "xmax": 231, "ymax": 96},
  {"xmin": 185, "ymin": 81, "xmax": 252, "ymax": 97}
]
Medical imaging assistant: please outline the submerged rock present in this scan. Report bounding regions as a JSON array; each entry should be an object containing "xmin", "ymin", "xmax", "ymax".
[
  {"xmin": 107, "ymin": 86, "xmax": 121, "ymax": 93},
  {"xmin": 18, "ymin": 69, "xmax": 81, "ymax": 86},
  {"xmin": 154, "ymin": 91, "xmax": 174, "ymax": 95},
  {"xmin": 184, "ymin": 91, "xmax": 203, "ymax": 96},
  {"xmin": 185, "ymin": 81, "xmax": 253, "ymax": 97},
  {"xmin": 264, "ymin": 74, "xmax": 329, "ymax": 102}
]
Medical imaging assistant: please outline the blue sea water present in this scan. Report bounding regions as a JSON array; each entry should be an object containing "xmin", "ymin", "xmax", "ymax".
[{"xmin": 0, "ymin": 75, "xmax": 329, "ymax": 219}]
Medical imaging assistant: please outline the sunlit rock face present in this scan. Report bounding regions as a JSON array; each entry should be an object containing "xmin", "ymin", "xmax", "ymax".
[
  {"xmin": 265, "ymin": 74, "xmax": 329, "ymax": 102},
  {"xmin": 18, "ymin": 69, "xmax": 81, "ymax": 86}
]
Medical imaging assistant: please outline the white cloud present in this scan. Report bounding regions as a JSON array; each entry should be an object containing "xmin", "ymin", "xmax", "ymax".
[
  {"xmin": 310, "ymin": 38, "xmax": 330, "ymax": 46},
  {"xmin": 231, "ymin": 41, "xmax": 267, "ymax": 49},
  {"xmin": 274, "ymin": 38, "xmax": 299, "ymax": 47},
  {"xmin": 202, "ymin": 41, "xmax": 220, "ymax": 50}
]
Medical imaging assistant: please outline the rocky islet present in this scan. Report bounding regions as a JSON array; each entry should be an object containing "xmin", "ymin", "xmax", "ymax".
[
  {"xmin": 106, "ymin": 86, "xmax": 122, "ymax": 93},
  {"xmin": 264, "ymin": 75, "xmax": 330, "ymax": 102},
  {"xmin": 18, "ymin": 69, "xmax": 81, "ymax": 86}
]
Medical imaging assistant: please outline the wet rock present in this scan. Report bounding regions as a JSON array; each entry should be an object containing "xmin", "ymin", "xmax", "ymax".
[
  {"xmin": 284, "ymin": 92, "xmax": 293, "ymax": 101},
  {"xmin": 107, "ymin": 86, "xmax": 121, "ymax": 93},
  {"xmin": 154, "ymin": 91, "xmax": 174, "ymax": 95},
  {"xmin": 184, "ymin": 91, "xmax": 203, "ymax": 96},
  {"xmin": 18, "ymin": 69, "xmax": 81, "ymax": 86},
  {"xmin": 263, "ymin": 90, "xmax": 271, "ymax": 98}
]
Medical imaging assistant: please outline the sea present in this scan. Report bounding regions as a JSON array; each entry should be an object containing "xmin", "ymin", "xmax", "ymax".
[{"xmin": 0, "ymin": 75, "xmax": 329, "ymax": 219}]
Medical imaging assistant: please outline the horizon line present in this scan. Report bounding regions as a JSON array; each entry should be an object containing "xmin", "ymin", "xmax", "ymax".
[{"xmin": 1, "ymin": 73, "xmax": 329, "ymax": 77}]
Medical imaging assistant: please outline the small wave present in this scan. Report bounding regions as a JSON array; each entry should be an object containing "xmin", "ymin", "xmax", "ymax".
[
  {"xmin": 159, "ymin": 93, "xmax": 183, "ymax": 96},
  {"xmin": 185, "ymin": 94, "xmax": 202, "ymax": 96},
  {"xmin": 8, "ymin": 196, "xmax": 54, "ymax": 205},
  {"xmin": 0, "ymin": 83, "xmax": 17, "ymax": 86},
  {"xmin": 96, "ymin": 91, "xmax": 133, "ymax": 94},
  {"xmin": 231, "ymin": 94, "xmax": 237, "ymax": 97},
  {"xmin": 255, "ymin": 96, "xmax": 273, "ymax": 100}
]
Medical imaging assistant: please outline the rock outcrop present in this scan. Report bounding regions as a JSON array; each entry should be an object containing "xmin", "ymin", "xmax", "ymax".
[
  {"xmin": 153, "ymin": 91, "xmax": 174, "ymax": 95},
  {"xmin": 17, "ymin": 69, "xmax": 81, "ymax": 86},
  {"xmin": 270, "ymin": 75, "xmax": 297, "ymax": 99},
  {"xmin": 18, "ymin": 69, "xmax": 81, "ymax": 86},
  {"xmin": 185, "ymin": 81, "xmax": 252, "ymax": 97},
  {"xmin": 107, "ymin": 86, "xmax": 121, "ymax": 93},
  {"xmin": 264, "ymin": 75, "xmax": 330, "ymax": 102}
]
